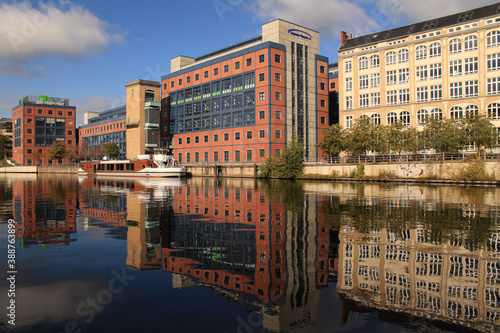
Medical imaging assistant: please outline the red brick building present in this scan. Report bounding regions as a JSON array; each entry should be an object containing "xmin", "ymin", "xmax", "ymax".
[{"xmin": 12, "ymin": 95, "xmax": 76, "ymax": 166}]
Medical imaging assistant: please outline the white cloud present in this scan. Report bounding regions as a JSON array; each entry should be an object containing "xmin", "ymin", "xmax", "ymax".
[
  {"xmin": 72, "ymin": 94, "xmax": 126, "ymax": 125},
  {"xmin": 378, "ymin": 0, "xmax": 495, "ymax": 23},
  {"xmin": 248, "ymin": 0, "xmax": 496, "ymax": 40},
  {"xmin": 248, "ymin": 0, "xmax": 378, "ymax": 39},
  {"xmin": 0, "ymin": 1, "xmax": 123, "ymax": 75}
]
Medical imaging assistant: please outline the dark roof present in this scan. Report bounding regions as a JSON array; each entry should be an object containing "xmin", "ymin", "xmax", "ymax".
[{"xmin": 339, "ymin": 2, "xmax": 500, "ymax": 51}]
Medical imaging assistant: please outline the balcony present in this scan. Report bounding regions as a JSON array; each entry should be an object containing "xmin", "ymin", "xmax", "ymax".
[{"xmin": 145, "ymin": 98, "xmax": 161, "ymax": 108}]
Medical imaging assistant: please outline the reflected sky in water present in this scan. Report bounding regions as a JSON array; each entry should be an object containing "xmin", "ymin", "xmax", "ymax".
[{"xmin": 0, "ymin": 174, "xmax": 499, "ymax": 333}]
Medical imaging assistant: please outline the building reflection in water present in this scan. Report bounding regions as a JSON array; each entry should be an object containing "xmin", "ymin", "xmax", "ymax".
[
  {"xmin": 331, "ymin": 184, "xmax": 500, "ymax": 332},
  {"xmin": 12, "ymin": 175, "xmax": 77, "ymax": 248},
  {"xmin": 161, "ymin": 178, "xmax": 329, "ymax": 332}
]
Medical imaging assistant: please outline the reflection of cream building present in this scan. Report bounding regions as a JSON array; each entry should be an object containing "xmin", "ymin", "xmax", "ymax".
[
  {"xmin": 338, "ymin": 2, "xmax": 500, "ymax": 149},
  {"xmin": 337, "ymin": 225, "xmax": 500, "ymax": 331}
]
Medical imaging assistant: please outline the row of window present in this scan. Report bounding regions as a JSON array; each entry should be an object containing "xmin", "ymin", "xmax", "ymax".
[
  {"xmin": 167, "ymin": 54, "xmax": 281, "ymax": 89},
  {"xmin": 20, "ymin": 108, "xmax": 74, "ymax": 117},
  {"xmin": 179, "ymin": 148, "xmax": 279, "ymax": 164},
  {"xmin": 346, "ymin": 30, "xmax": 500, "ymax": 72},
  {"xmin": 178, "ymin": 128, "xmax": 281, "ymax": 145},
  {"xmin": 81, "ymin": 122, "xmax": 125, "ymax": 135},
  {"xmin": 345, "ymin": 103, "xmax": 500, "ymax": 128},
  {"xmin": 346, "ymin": 79, "xmax": 500, "ymax": 109}
]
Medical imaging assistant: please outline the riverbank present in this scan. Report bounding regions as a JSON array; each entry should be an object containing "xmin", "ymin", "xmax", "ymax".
[{"xmin": 0, "ymin": 166, "xmax": 80, "ymax": 174}]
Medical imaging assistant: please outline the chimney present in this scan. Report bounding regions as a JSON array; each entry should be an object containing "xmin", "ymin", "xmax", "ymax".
[
  {"xmin": 341, "ymin": 31, "xmax": 347, "ymax": 45},
  {"xmin": 349, "ymin": 33, "xmax": 353, "ymax": 39}
]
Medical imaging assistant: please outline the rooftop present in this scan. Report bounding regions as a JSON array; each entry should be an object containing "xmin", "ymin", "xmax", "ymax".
[{"xmin": 339, "ymin": 2, "xmax": 500, "ymax": 51}]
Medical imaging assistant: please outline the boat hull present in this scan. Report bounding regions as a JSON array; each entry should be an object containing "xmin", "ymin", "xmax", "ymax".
[{"xmin": 78, "ymin": 167, "xmax": 186, "ymax": 178}]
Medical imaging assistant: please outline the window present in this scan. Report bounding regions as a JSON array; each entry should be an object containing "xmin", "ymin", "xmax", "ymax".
[
  {"xmin": 450, "ymin": 106, "xmax": 463, "ymax": 119},
  {"xmin": 235, "ymin": 132, "xmax": 240, "ymax": 140},
  {"xmin": 259, "ymin": 110, "xmax": 265, "ymax": 119},
  {"xmin": 431, "ymin": 108, "xmax": 443, "ymax": 119},
  {"xmin": 204, "ymin": 71, "xmax": 209, "ymax": 78},
  {"xmin": 345, "ymin": 116, "xmax": 353, "ymax": 129},
  {"xmin": 186, "ymin": 76, "xmax": 191, "ymax": 83},
  {"xmin": 275, "ymin": 129, "xmax": 281, "ymax": 139},
  {"xmin": 386, "ymin": 51, "xmax": 396, "ymax": 65},
  {"xmin": 345, "ymin": 60, "xmax": 352, "ymax": 72},
  {"xmin": 488, "ymin": 103, "xmax": 500, "ymax": 119},
  {"xmin": 387, "ymin": 112, "xmax": 398, "ymax": 124},
  {"xmin": 465, "ymin": 57, "xmax": 478, "ymax": 74},
  {"xmin": 320, "ymin": 82, "xmax": 326, "ymax": 90},
  {"xmin": 371, "ymin": 92, "xmax": 380, "ymax": 107},
  {"xmin": 48, "ymin": 110, "xmax": 53, "ymax": 115},
  {"xmin": 416, "ymin": 65, "xmax": 428, "ymax": 81},
  {"xmin": 416, "ymin": 45, "xmax": 427, "ymax": 60},
  {"xmin": 330, "ymin": 82, "xmax": 336, "ymax": 89},
  {"xmin": 195, "ymin": 73, "xmax": 199, "ymax": 81},
  {"xmin": 320, "ymin": 65, "xmax": 325, "ymax": 73},
  {"xmin": 213, "ymin": 134, "xmax": 219, "ymax": 142},
  {"xmin": 275, "ymin": 72, "xmax": 281, "ymax": 82},
  {"xmin": 359, "ymin": 56, "xmax": 368, "ymax": 70},
  {"xmin": 466, "ymin": 105, "xmax": 479, "ymax": 119},
  {"xmin": 259, "ymin": 129, "xmax": 265, "ymax": 138},
  {"xmin": 179, "ymin": 78, "xmax": 183, "ymax": 85},
  {"xmin": 259, "ymin": 149, "xmax": 265, "ymax": 158},
  {"xmin": 430, "ymin": 63, "xmax": 442, "ymax": 79},
  {"xmin": 204, "ymin": 151, "xmax": 209, "ymax": 163},
  {"xmin": 387, "ymin": 90, "xmax": 397, "ymax": 105},
  {"xmin": 359, "ymin": 75, "xmax": 369, "ymax": 89},
  {"xmin": 450, "ymin": 60, "xmax": 462, "ymax": 76},
  {"xmin": 204, "ymin": 135, "xmax": 209, "ymax": 143},
  {"xmin": 345, "ymin": 77, "xmax": 353, "ymax": 91},
  {"xmin": 320, "ymin": 116, "xmax": 326, "ymax": 124},
  {"xmin": 186, "ymin": 137, "xmax": 191, "ymax": 144},
  {"xmin": 246, "ymin": 131, "xmax": 252, "ymax": 139},
  {"xmin": 488, "ymin": 77, "xmax": 500, "ymax": 95},
  {"xmin": 246, "ymin": 58, "xmax": 252, "ymax": 67},
  {"xmin": 450, "ymin": 82, "xmax": 463, "ymax": 99},
  {"xmin": 186, "ymin": 153, "xmax": 191, "ymax": 163},
  {"xmin": 465, "ymin": 80, "xmax": 478, "ymax": 97},
  {"xmin": 213, "ymin": 151, "xmax": 219, "ymax": 163},
  {"xmin": 464, "ymin": 35, "xmax": 478, "ymax": 51},
  {"xmin": 27, "ymin": 128, "xmax": 32, "ymax": 134},
  {"xmin": 359, "ymin": 94, "xmax": 369, "ymax": 108},
  {"xmin": 417, "ymin": 109, "xmax": 429, "ymax": 124},
  {"xmin": 488, "ymin": 54, "xmax": 500, "ymax": 71},
  {"xmin": 430, "ymin": 85, "xmax": 442, "ymax": 101},
  {"xmin": 399, "ymin": 89, "xmax": 410, "ymax": 104},
  {"xmin": 274, "ymin": 54, "xmax": 281, "ymax": 63},
  {"xmin": 400, "ymin": 111, "xmax": 410, "ymax": 126},
  {"xmin": 258, "ymin": 54, "xmax": 265, "ymax": 63},
  {"xmin": 370, "ymin": 54, "xmax": 380, "ymax": 67},
  {"xmin": 398, "ymin": 49, "xmax": 409, "ymax": 63},
  {"xmin": 417, "ymin": 86, "xmax": 428, "ymax": 102},
  {"xmin": 449, "ymin": 39, "xmax": 462, "ymax": 53},
  {"xmin": 222, "ymin": 133, "xmax": 228, "ymax": 141},
  {"xmin": 224, "ymin": 151, "xmax": 229, "ymax": 162},
  {"xmin": 223, "ymin": 64, "xmax": 229, "ymax": 73},
  {"xmin": 258, "ymin": 92, "xmax": 265, "ymax": 101},
  {"xmin": 386, "ymin": 70, "xmax": 397, "ymax": 85},
  {"xmin": 234, "ymin": 61, "xmax": 240, "ymax": 70},
  {"xmin": 370, "ymin": 73, "xmax": 380, "ymax": 87},
  {"xmin": 371, "ymin": 113, "xmax": 381, "ymax": 125},
  {"xmin": 399, "ymin": 68, "xmax": 409, "ymax": 83},
  {"xmin": 429, "ymin": 42, "xmax": 441, "ymax": 57},
  {"xmin": 487, "ymin": 31, "xmax": 500, "ymax": 47},
  {"xmin": 274, "ymin": 91, "xmax": 281, "ymax": 101},
  {"xmin": 275, "ymin": 110, "xmax": 281, "ymax": 119},
  {"xmin": 320, "ymin": 99, "xmax": 326, "ymax": 107},
  {"xmin": 346, "ymin": 96, "xmax": 353, "ymax": 110}
]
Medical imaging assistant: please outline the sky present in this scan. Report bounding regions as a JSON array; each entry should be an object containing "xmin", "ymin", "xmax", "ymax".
[{"xmin": 0, "ymin": 0, "xmax": 495, "ymax": 125}]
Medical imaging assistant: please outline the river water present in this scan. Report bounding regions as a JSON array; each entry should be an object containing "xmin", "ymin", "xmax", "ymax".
[{"xmin": 0, "ymin": 174, "xmax": 499, "ymax": 333}]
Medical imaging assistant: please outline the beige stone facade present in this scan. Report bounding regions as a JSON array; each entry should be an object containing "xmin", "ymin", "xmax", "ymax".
[
  {"xmin": 125, "ymin": 79, "xmax": 161, "ymax": 159},
  {"xmin": 338, "ymin": 3, "xmax": 500, "ymax": 151}
]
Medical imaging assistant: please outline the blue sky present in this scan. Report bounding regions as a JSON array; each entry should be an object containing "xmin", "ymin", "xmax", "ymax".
[{"xmin": 0, "ymin": 0, "xmax": 494, "ymax": 125}]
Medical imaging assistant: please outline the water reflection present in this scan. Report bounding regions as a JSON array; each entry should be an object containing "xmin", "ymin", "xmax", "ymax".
[{"xmin": 2, "ymin": 175, "xmax": 500, "ymax": 332}]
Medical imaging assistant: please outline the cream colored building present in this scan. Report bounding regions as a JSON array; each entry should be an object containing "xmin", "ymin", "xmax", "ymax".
[{"xmin": 338, "ymin": 2, "xmax": 500, "ymax": 150}]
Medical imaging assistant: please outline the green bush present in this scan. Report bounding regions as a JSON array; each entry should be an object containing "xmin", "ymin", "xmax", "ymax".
[{"xmin": 453, "ymin": 157, "xmax": 495, "ymax": 181}]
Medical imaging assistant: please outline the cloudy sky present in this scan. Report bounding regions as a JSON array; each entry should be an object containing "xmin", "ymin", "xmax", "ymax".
[{"xmin": 0, "ymin": 0, "xmax": 494, "ymax": 124}]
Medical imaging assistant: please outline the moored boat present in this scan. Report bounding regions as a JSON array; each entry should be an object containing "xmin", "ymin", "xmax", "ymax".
[{"xmin": 78, "ymin": 149, "xmax": 186, "ymax": 178}]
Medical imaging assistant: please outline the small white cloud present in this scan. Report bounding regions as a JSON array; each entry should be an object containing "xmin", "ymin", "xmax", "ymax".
[
  {"xmin": 72, "ymin": 94, "xmax": 126, "ymax": 125},
  {"xmin": 0, "ymin": 1, "xmax": 123, "ymax": 74}
]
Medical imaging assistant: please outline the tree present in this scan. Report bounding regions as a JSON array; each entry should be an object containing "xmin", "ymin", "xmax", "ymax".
[
  {"xmin": 0, "ymin": 133, "xmax": 10, "ymax": 159},
  {"xmin": 259, "ymin": 137, "xmax": 304, "ymax": 179},
  {"xmin": 421, "ymin": 117, "xmax": 466, "ymax": 153},
  {"xmin": 344, "ymin": 116, "xmax": 376, "ymax": 156},
  {"xmin": 102, "ymin": 142, "xmax": 120, "ymax": 159},
  {"xmin": 386, "ymin": 121, "xmax": 420, "ymax": 155},
  {"xmin": 464, "ymin": 114, "xmax": 496, "ymax": 155},
  {"xmin": 48, "ymin": 141, "xmax": 68, "ymax": 164},
  {"xmin": 316, "ymin": 123, "xmax": 345, "ymax": 157}
]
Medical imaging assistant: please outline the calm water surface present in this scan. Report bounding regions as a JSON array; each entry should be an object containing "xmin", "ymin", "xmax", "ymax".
[{"xmin": 0, "ymin": 174, "xmax": 499, "ymax": 333}]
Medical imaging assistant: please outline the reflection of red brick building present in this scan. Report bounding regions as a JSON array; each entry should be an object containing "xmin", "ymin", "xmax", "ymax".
[
  {"xmin": 161, "ymin": 181, "xmax": 330, "ymax": 332},
  {"xmin": 12, "ymin": 175, "xmax": 77, "ymax": 247}
]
